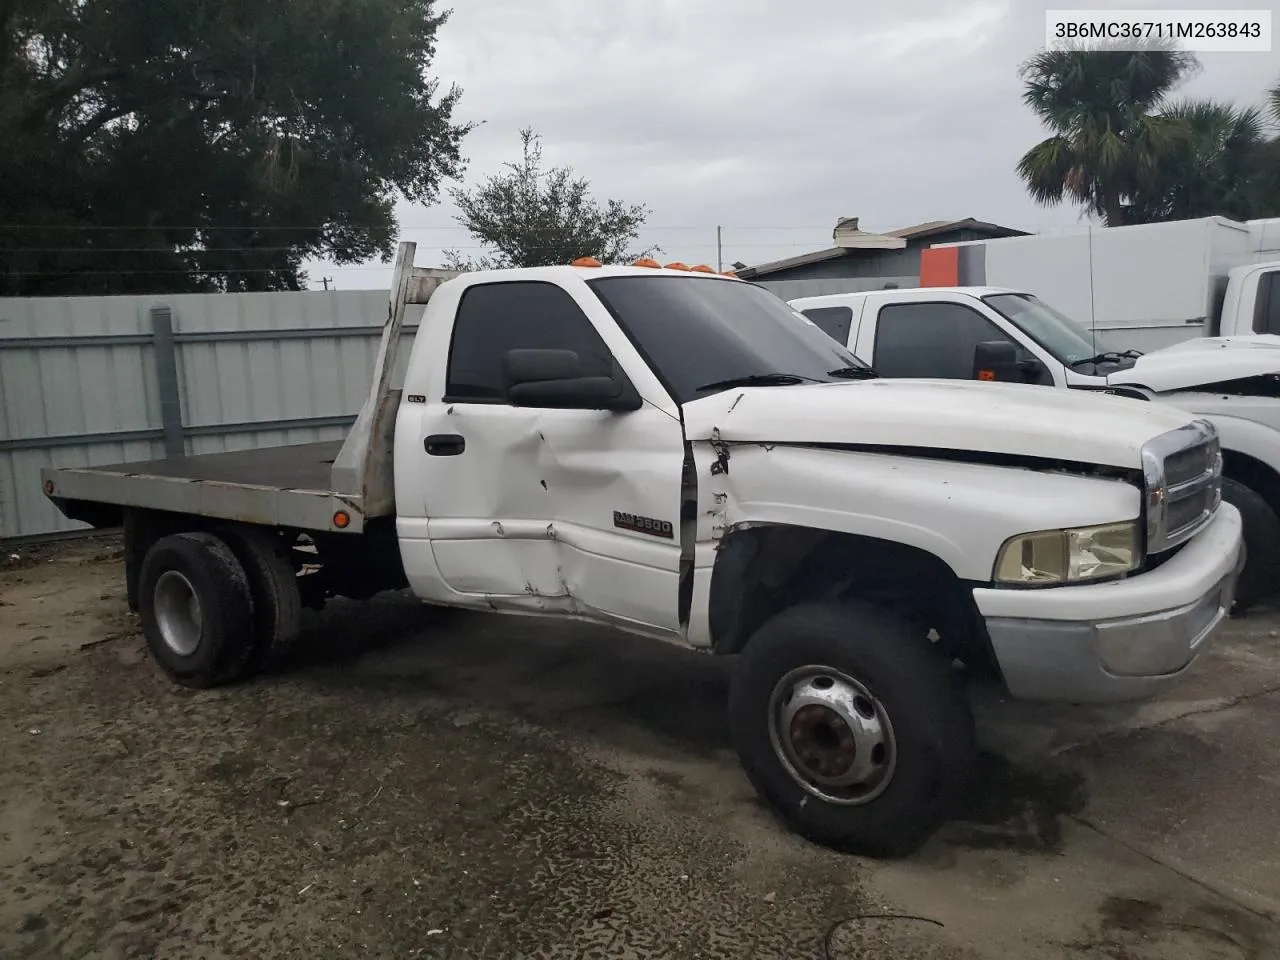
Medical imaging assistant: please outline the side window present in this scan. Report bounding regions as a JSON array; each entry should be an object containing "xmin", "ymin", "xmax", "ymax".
[
  {"xmin": 874, "ymin": 302, "xmax": 1017, "ymax": 380},
  {"xmin": 800, "ymin": 306, "xmax": 853, "ymax": 346},
  {"xmin": 445, "ymin": 281, "xmax": 615, "ymax": 401},
  {"xmin": 1254, "ymin": 271, "xmax": 1280, "ymax": 336}
]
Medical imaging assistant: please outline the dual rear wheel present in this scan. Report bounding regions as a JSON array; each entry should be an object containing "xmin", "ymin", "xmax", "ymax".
[{"xmin": 138, "ymin": 528, "xmax": 301, "ymax": 688}]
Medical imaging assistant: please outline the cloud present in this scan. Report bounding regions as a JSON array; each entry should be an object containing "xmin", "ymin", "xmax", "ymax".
[{"xmin": 311, "ymin": 0, "xmax": 1279, "ymax": 287}]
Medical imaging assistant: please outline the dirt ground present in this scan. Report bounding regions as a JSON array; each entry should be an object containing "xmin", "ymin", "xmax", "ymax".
[{"xmin": 3, "ymin": 539, "xmax": 1280, "ymax": 960}]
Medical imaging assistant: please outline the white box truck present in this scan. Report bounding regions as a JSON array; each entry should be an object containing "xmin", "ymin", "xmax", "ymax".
[
  {"xmin": 43, "ymin": 243, "xmax": 1242, "ymax": 858},
  {"xmin": 926, "ymin": 215, "xmax": 1280, "ymax": 352}
]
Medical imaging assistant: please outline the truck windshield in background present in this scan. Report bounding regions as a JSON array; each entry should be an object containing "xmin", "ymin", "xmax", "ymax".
[
  {"xmin": 982, "ymin": 293, "xmax": 1135, "ymax": 370},
  {"xmin": 588, "ymin": 277, "xmax": 871, "ymax": 402}
]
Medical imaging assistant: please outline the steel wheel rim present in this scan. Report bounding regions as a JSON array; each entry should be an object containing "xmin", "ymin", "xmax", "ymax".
[
  {"xmin": 153, "ymin": 570, "xmax": 202, "ymax": 657},
  {"xmin": 767, "ymin": 665, "xmax": 897, "ymax": 806}
]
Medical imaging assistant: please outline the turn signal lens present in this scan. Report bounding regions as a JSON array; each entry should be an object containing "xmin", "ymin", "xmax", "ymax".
[
  {"xmin": 632, "ymin": 257, "xmax": 661, "ymax": 268},
  {"xmin": 664, "ymin": 262, "xmax": 691, "ymax": 271},
  {"xmin": 333, "ymin": 511, "xmax": 351, "ymax": 529},
  {"xmin": 571, "ymin": 256, "xmax": 602, "ymax": 267}
]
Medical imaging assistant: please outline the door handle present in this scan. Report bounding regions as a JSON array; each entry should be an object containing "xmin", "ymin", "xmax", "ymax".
[{"xmin": 424, "ymin": 434, "xmax": 465, "ymax": 456}]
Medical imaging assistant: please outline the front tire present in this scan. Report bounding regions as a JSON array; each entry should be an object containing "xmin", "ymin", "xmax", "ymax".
[
  {"xmin": 1221, "ymin": 477, "xmax": 1280, "ymax": 612},
  {"xmin": 729, "ymin": 601, "xmax": 975, "ymax": 858},
  {"xmin": 138, "ymin": 532, "xmax": 256, "ymax": 688}
]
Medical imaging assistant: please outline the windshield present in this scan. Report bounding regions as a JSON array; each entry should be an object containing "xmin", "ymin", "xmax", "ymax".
[
  {"xmin": 587, "ymin": 276, "xmax": 870, "ymax": 403},
  {"xmin": 982, "ymin": 293, "xmax": 1100, "ymax": 366}
]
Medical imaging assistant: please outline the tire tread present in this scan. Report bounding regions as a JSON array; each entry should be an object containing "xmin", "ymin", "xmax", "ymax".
[
  {"xmin": 729, "ymin": 600, "xmax": 975, "ymax": 858},
  {"xmin": 217, "ymin": 526, "xmax": 303, "ymax": 674}
]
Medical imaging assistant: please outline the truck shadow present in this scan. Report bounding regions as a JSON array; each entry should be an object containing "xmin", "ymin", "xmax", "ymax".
[
  {"xmin": 285, "ymin": 590, "xmax": 1090, "ymax": 850},
  {"xmin": 289, "ymin": 592, "xmax": 734, "ymax": 754}
]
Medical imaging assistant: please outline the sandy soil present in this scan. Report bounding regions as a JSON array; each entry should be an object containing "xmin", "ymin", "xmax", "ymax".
[{"xmin": 2, "ymin": 538, "xmax": 1279, "ymax": 959}]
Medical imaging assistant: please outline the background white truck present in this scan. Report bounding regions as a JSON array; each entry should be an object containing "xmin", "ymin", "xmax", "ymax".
[
  {"xmin": 923, "ymin": 215, "xmax": 1280, "ymax": 352},
  {"xmin": 42, "ymin": 243, "xmax": 1242, "ymax": 857},
  {"xmin": 791, "ymin": 219, "xmax": 1280, "ymax": 610}
]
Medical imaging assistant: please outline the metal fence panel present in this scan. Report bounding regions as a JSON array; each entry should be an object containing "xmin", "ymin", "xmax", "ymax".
[{"xmin": 1, "ymin": 289, "xmax": 402, "ymax": 540}]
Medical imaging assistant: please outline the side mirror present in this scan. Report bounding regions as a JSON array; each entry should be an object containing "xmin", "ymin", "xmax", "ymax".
[
  {"xmin": 502, "ymin": 348, "xmax": 642, "ymax": 411},
  {"xmin": 972, "ymin": 340, "xmax": 1021, "ymax": 382}
]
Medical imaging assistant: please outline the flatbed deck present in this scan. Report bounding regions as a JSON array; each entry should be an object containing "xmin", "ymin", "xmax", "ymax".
[
  {"xmin": 91, "ymin": 441, "xmax": 343, "ymax": 488},
  {"xmin": 42, "ymin": 440, "xmax": 370, "ymax": 534}
]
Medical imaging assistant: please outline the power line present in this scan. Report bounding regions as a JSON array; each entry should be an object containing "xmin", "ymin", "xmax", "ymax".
[
  {"xmin": 0, "ymin": 222, "xmax": 835, "ymax": 232},
  {"xmin": 0, "ymin": 249, "xmax": 307, "ymax": 257},
  {"xmin": 2, "ymin": 266, "xmax": 335, "ymax": 277},
  {"xmin": 0, "ymin": 221, "xmax": 1098, "ymax": 238},
  {"xmin": 0, "ymin": 241, "xmax": 833, "ymax": 254}
]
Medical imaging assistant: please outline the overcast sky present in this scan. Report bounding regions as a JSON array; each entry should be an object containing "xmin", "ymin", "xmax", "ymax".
[{"xmin": 307, "ymin": 0, "xmax": 1279, "ymax": 289}]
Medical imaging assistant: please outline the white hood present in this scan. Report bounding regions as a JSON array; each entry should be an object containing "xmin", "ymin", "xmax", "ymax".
[
  {"xmin": 1108, "ymin": 335, "xmax": 1280, "ymax": 393},
  {"xmin": 682, "ymin": 378, "xmax": 1200, "ymax": 470}
]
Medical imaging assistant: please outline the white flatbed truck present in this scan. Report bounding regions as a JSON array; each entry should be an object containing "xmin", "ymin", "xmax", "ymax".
[{"xmin": 43, "ymin": 243, "xmax": 1244, "ymax": 857}]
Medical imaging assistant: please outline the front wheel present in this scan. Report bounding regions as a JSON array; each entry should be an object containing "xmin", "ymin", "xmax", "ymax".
[{"xmin": 729, "ymin": 601, "xmax": 975, "ymax": 858}]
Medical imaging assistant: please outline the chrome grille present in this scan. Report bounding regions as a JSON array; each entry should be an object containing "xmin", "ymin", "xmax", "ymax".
[
  {"xmin": 1141, "ymin": 421, "xmax": 1222, "ymax": 554},
  {"xmin": 1166, "ymin": 484, "xmax": 1216, "ymax": 533},
  {"xmin": 1165, "ymin": 443, "xmax": 1215, "ymax": 487}
]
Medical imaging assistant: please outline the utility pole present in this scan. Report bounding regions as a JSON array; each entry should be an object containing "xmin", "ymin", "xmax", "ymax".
[
  {"xmin": 321, "ymin": 277, "xmax": 333, "ymax": 291},
  {"xmin": 716, "ymin": 226, "xmax": 723, "ymax": 272}
]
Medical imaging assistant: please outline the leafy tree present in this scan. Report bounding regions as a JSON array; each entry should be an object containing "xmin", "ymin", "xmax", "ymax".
[
  {"xmin": 1016, "ymin": 45, "xmax": 1198, "ymax": 226},
  {"xmin": 0, "ymin": 0, "xmax": 471, "ymax": 295},
  {"xmin": 443, "ymin": 128, "xmax": 657, "ymax": 270}
]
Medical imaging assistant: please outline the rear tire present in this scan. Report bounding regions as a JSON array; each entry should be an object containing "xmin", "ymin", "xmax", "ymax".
[
  {"xmin": 729, "ymin": 601, "xmax": 975, "ymax": 858},
  {"xmin": 1222, "ymin": 477, "xmax": 1280, "ymax": 612},
  {"xmin": 138, "ymin": 532, "xmax": 256, "ymax": 688},
  {"xmin": 217, "ymin": 526, "xmax": 303, "ymax": 674}
]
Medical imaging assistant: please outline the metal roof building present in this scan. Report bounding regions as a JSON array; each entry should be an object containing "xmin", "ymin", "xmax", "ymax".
[{"xmin": 739, "ymin": 217, "xmax": 1028, "ymax": 300}]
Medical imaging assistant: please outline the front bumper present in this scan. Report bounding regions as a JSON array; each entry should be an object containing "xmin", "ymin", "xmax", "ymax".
[{"xmin": 973, "ymin": 503, "xmax": 1244, "ymax": 703}]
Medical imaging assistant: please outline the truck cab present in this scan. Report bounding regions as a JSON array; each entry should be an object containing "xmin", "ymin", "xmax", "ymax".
[{"xmin": 1220, "ymin": 260, "xmax": 1280, "ymax": 338}]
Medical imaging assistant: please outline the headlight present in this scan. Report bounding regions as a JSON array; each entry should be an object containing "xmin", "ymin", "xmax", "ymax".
[{"xmin": 993, "ymin": 521, "xmax": 1140, "ymax": 586}]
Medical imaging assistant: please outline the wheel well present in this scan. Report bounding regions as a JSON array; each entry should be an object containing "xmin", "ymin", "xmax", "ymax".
[
  {"xmin": 707, "ymin": 525, "xmax": 995, "ymax": 672},
  {"xmin": 1222, "ymin": 450, "xmax": 1280, "ymax": 515}
]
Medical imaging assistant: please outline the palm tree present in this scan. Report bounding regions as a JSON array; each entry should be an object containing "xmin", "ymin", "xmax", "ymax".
[
  {"xmin": 1251, "ymin": 77, "xmax": 1280, "ymax": 217},
  {"xmin": 1017, "ymin": 46, "xmax": 1199, "ymax": 225},
  {"xmin": 1126, "ymin": 100, "xmax": 1268, "ymax": 222}
]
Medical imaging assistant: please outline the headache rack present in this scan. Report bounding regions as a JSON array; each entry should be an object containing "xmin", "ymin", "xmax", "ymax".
[{"xmin": 42, "ymin": 244, "xmax": 457, "ymax": 535}]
